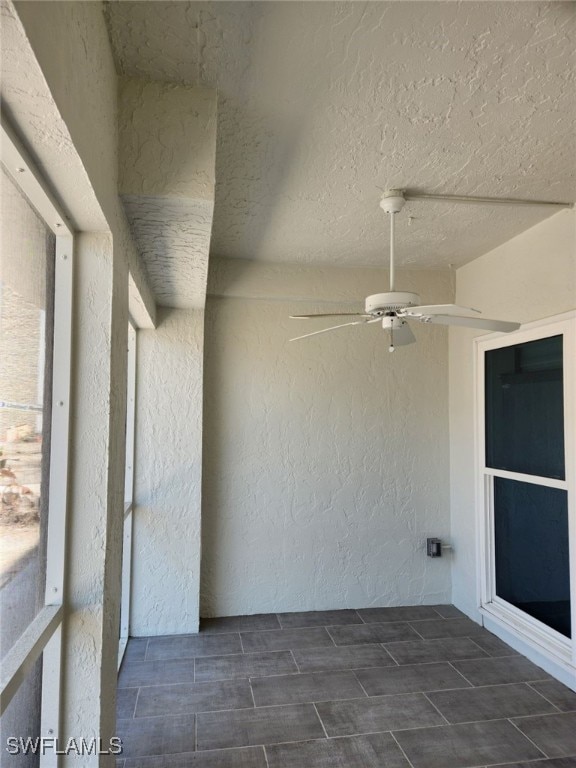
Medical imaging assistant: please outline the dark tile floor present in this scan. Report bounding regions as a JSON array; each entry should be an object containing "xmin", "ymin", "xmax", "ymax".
[{"xmin": 116, "ymin": 605, "xmax": 576, "ymax": 768}]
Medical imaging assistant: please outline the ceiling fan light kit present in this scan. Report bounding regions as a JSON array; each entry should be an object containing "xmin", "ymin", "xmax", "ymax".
[{"xmin": 290, "ymin": 188, "xmax": 523, "ymax": 349}]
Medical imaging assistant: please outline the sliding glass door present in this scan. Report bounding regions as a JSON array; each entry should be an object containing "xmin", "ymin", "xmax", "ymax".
[{"xmin": 478, "ymin": 316, "xmax": 575, "ymax": 669}]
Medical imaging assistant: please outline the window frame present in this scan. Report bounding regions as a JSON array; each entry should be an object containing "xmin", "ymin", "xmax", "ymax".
[
  {"xmin": 0, "ymin": 117, "xmax": 73, "ymax": 762},
  {"xmin": 475, "ymin": 312, "xmax": 576, "ymax": 676}
]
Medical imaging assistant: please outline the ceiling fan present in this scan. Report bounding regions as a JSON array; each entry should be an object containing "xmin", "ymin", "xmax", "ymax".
[{"xmin": 290, "ymin": 189, "xmax": 521, "ymax": 351}]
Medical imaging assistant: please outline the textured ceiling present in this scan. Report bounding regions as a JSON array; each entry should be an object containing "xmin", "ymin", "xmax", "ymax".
[{"xmin": 106, "ymin": 1, "xmax": 576, "ymax": 269}]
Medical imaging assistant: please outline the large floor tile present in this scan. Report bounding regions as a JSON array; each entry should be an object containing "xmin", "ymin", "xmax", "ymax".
[
  {"xmin": 530, "ymin": 680, "xmax": 576, "ymax": 712},
  {"xmin": 385, "ymin": 637, "xmax": 489, "ymax": 666},
  {"xmin": 122, "ymin": 637, "xmax": 149, "ymax": 663},
  {"xmin": 265, "ymin": 733, "xmax": 410, "ymax": 768},
  {"xmin": 117, "ymin": 688, "xmax": 138, "ymax": 719},
  {"xmin": 355, "ymin": 662, "xmax": 470, "ymax": 696},
  {"xmin": 125, "ymin": 747, "xmax": 268, "ymax": 767},
  {"xmin": 469, "ymin": 630, "xmax": 520, "ymax": 657},
  {"xmin": 200, "ymin": 615, "xmax": 280, "ymax": 634},
  {"xmin": 358, "ymin": 606, "xmax": 440, "ymax": 624},
  {"xmin": 327, "ymin": 622, "xmax": 419, "ymax": 646},
  {"xmin": 251, "ymin": 670, "xmax": 365, "ymax": 707},
  {"xmin": 317, "ymin": 692, "xmax": 444, "ymax": 737},
  {"xmin": 117, "ymin": 715, "xmax": 195, "ymax": 759},
  {"xmin": 293, "ymin": 643, "xmax": 396, "ymax": 673},
  {"xmin": 146, "ymin": 633, "xmax": 242, "ymax": 661},
  {"xmin": 119, "ymin": 658, "xmax": 194, "ymax": 688},
  {"xmin": 135, "ymin": 679, "xmax": 253, "ymax": 717},
  {"xmin": 195, "ymin": 650, "xmax": 296, "ymax": 682},
  {"xmin": 393, "ymin": 719, "xmax": 544, "ymax": 768},
  {"xmin": 196, "ymin": 704, "xmax": 325, "ymax": 751},
  {"xmin": 512, "ymin": 712, "xmax": 576, "ymax": 758},
  {"xmin": 241, "ymin": 627, "xmax": 333, "ymax": 653},
  {"xmin": 452, "ymin": 656, "xmax": 551, "ymax": 686},
  {"xmin": 428, "ymin": 682, "xmax": 557, "ymax": 723},
  {"xmin": 277, "ymin": 610, "xmax": 361, "ymax": 628},
  {"xmin": 409, "ymin": 618, "xmax": 484, "ymax": 640}
]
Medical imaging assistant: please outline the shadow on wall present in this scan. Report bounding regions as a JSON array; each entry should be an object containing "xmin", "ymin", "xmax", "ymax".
[{"xmin": 199, "ymin": 280, "xmax": 453, "ymax": 619}]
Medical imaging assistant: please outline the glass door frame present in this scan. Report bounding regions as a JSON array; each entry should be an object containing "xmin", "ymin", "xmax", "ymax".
[{"xmin": 475, "ymin": 311, "xmax": 576, "ymax": 676}]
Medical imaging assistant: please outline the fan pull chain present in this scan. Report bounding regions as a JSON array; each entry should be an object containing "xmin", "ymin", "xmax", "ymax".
[{"xmin": 389, "ymin": 210, "xmax": 395, "ymax": 292}]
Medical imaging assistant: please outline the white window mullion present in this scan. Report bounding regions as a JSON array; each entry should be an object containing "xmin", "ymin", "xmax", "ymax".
[{"xmin": 482, "ymin": 467, "xmax": 567, "ymax": 491}]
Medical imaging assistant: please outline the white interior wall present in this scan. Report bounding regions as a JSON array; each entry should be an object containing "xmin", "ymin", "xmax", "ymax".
[
  {"xmin": 131, "ymin": 308, "xmax": 205, "ymax": 636},
  {"xmin": 201, "ymin": 259, "xmax": 454, "ymax": 617},
  {"xmin": 449, "ymin": 209, "xmax": 576, "ymax": 622}
]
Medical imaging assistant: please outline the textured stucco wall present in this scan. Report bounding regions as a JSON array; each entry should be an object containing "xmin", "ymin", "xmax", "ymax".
[
  {"xmin": 132, "ymin": 308, "xmax": 204, "ymax": 636},
  {"xmin": 201, "ymin": 260, "xmax": 453, "ymax": 617},
  {"xmin": 66, "ymin": 233, "xmax": 128, "ymax": 761},
  {"xmin": 449, "ymin": 209, "xmax": 576, "ymax": 621}
]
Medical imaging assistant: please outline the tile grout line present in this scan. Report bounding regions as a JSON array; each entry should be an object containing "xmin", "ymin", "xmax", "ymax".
[
  {"xmin": 446, "ymin": 660, "xmax": 476, "ymax": 687},
  {"xmin": 351, "ymin": 670, "xmax": 370, "ymax": 698},
  {"xmin": 288, "ymin": 649, "xmax": 301, "ymax": 673},
  {"xmin": 131, "ymin": 687, "xmax": 138, "ymax": 718},
  {"xmin": 312, "ymin": 702, "xmax": 330, "ymax": 739},
  {"xmin": 262, "ymin": 744, "xmax": 271, "ymax": 768},
  {"xmin": 380, "ymin": 642, "xmax": 401, "ymax": 666},
  {"xmin": 248, "ymin": 675, "xmax": 257, "ymax": 709},
  {"xmin": 389, "ymin": 730, "xmax": 417, "ymax": 768},
  {"xmin": 507, "ymin": 717, "xmax": 550, "ymax": 759},
  {"xmin": 132, "ymin": 687, "xmax": 141, "ymax": 719},
  {"xmin": 421, "ymin": 691, "xmax": 451, "ymax": 725},
  {"xmin": 324, "ymin": 626, "xmax": 338, "ymax": 647},
  {"xmin": 407, "ymin": 622, "xmax": 427, "ymax": 641},
  {"xmin": 525, "ymin": 682, "xmax": 563, "ymax": 713}
]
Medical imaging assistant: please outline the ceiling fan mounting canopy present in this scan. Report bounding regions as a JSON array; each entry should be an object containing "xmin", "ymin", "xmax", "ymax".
[{"xmin": 365, "ymin": 291, "xmax": 421, "ymax": 314}]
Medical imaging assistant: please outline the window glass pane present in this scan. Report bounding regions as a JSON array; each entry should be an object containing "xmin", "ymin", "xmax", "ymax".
[
  {"xmin": 494, "ymin": 477, "xmax": 570, "ymax": 638},
  {"xmin": 485, "ymin": 335, "xmax": 564, "ymax": 479},
  {"xmin": 1, "ymin": 166, "xmax": 55, "ymax": 660}
]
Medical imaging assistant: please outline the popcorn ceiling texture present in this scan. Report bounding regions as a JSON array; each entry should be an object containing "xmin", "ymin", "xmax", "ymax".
[
  {"xmin": 118, "ymin": 77, "xmax": 217, "ymax": 308},
  {"xmin": 201, "ymin": 260, "xmax": 453, "ymax": 617},
  {"xmin": 106, "ymin": 1, "xmax": 576, "ymax": 269},
  {"xmin": 121, "ymin": 195, "xmax": 213, "ymax": 308}
]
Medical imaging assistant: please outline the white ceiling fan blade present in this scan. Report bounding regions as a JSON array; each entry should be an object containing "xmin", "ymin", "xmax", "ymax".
[
  {"xmin": 290, "ymin": 312, "xmax": 370, "ymax": 319},
  {"xmin": 391, "ymin": 320, "xmax": 416, "ymax": 346},
  {"xmin": 290, "ymin": 318, "xmax": 379, "ymax": 341},
  {"xmin": 421, "ymin": 314, "xmax": 520, "ymax": 332},
  {"xmin": 403, "ymin": 303, "xmax": 481, "ymax": 318}
]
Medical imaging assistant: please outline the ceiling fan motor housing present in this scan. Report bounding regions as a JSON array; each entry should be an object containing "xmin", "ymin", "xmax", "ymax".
[{"xmin": 365, "ymin": 291, "xmax": 421, "ymax": 314}]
